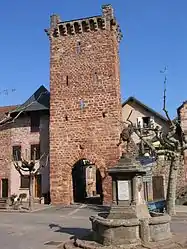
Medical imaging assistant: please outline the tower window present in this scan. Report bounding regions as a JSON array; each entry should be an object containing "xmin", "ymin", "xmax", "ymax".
[
  {"xmin": 66, "ymin": 76, "xmax": 69, "ymax": 86},
  {"xmin": 77, "ymin": 41, "xmax": 81, "ymax": 54},
  {"xmin": 94, "ymin": 72, "xmax": 98, "ymax": 82},
  {"xmin": 102, "ymin": 112, "xmax": 107, "ymax": 118}
]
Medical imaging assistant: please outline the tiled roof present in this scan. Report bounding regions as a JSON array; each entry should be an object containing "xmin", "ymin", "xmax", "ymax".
[
  {"xmin": 11, "ymin": 85, "xmax": 49, "ymax": 113},
  {"xmin": 0, "ymin": 105, "xmax": 18, "ymax": 121}
]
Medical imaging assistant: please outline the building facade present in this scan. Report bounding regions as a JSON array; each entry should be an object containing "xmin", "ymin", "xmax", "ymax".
[
  {"xmin": 0, "ymin": 86, "xmax": 50, "ymax": 202},
  {"xmin": 122, "ymin": 97, "xmax": 170, "ymax": 201},
  {"xmin": 122, "ymin": 97, "xmax": 187, "ymax": 202},
  {"xmin": 122, "ymin": 97, "xmax": 170, "ymax": 145},
  {"xmin": 177, "ymin": 101, "xmax": 187, "ymax": 197},
  {"xmin": 46, "ymin": 5, "xmax": 122, "ymax": 205}
]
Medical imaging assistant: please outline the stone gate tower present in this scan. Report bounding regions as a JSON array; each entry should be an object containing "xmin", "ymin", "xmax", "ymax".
[{"xmin": 46, "ymin": 5, "xmax": 122, "ymax": 205}]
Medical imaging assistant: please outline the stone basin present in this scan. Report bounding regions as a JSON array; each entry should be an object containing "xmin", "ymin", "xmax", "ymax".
[{"xmin": 90, "ymin": 212, "xmax": 171, "ymax": 246}]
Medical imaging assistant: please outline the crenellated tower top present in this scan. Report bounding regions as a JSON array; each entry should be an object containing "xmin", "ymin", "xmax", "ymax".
[{"xmin": 45, "ymin": 4, "xmax": 122, "ymax": 42}]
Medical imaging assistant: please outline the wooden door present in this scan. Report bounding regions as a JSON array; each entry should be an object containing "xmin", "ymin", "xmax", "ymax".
[
  {"xmin": 35, "ymin": 175, "xmax": 42, "ymax": 198},
  {"xmin": 2, "ymin": 179, "xmax": 8, "ymax": 198},
  {"xmin": 152, "ymin": 175, "xmax": 165, "ymax": 200}
]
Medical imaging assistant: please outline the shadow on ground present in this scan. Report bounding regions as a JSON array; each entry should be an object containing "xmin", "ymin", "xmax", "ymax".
[
  {"xmin": 49, "ymin": 223, "xmax": 91, "ymax": 239},
  {"xmin": 86, "ymin": 204, "xmax": 110, "ymax": 212}
]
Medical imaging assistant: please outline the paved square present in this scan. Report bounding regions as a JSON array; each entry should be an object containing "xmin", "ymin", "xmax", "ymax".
[
  {"xmin": 0, "ymin": 205, "xmax": 97, "ymax": 249},
  {"xmin": 0, "ymin": 205, "xmax": 186, "ymax": 249}
]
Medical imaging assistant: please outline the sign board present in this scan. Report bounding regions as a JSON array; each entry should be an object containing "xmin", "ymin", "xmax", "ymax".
[
  {"xmin": 143, "ymin": 175, "xmax": 152, "ymax": 183},
  {"xmin": 117, "ymin": 180, "xmax": 130, "ymax": 201},
  {"xmin": 138, "ymin": 156, "xmax": 156, "ymax": 166}
]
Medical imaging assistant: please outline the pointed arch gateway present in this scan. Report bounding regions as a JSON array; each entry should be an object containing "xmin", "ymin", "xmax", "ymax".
[{"xmin": 72, "ymin": 158, "xmax": 103, "ymax": 204}]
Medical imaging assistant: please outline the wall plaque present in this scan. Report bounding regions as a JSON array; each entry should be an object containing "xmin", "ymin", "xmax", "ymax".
[{"xmin": 117, "ymin": 180, "xmax": 129, "ymax": 201}]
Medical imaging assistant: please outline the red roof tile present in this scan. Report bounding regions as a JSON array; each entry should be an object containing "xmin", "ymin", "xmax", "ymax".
[{"xmin": 0, "ymin": 105, "xmax": 18, "ymax": 120}]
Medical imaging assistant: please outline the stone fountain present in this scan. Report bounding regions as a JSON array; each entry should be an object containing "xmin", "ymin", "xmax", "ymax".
[{"xmin": 64, "ymin": 153, "xmax": 172, "ymax": 249}]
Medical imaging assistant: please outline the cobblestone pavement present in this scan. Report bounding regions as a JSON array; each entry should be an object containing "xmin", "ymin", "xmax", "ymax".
[{"xmin": 0, "ymin": 204, "xmax": 187, "ymax": 249}]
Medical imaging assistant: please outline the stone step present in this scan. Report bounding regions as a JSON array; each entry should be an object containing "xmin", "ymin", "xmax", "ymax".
[{"xmin": 0, "ymin": 198, "xmax": 8, "ymax": 209}]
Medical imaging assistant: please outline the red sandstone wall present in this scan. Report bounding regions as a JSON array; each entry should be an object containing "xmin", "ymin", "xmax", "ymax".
[{"xmin": 48, "ymin": 6, "xmax": 122, "ymax": 204}]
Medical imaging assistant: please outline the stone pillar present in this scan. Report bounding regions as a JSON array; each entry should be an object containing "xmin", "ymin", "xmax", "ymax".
[
  {"xmin": 132, "ymin": 176, "xmax": 137, "ymax": 204},
  {"xmin": 139, "ymin": 218, "xmax": 150, "ymax": 243},
  {"xmin": 50, "ymin": 14, "xmax": 61, "ymax": 28},
  {"xmin": 112, "ymin": 180, "xmax": 117, "ymax": 204}
]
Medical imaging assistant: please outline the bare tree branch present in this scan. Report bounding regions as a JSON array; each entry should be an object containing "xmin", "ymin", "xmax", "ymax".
[
  {"xmin": 161, "ymin": 66, "xmax": 173, "ymax": 126},
  {"xmin": 133, "ymin": 128, "xmax": 156, "ymax": 153},
  {"xmin": 126, "ymin": 110, "xmax": 133, "ymax": 125},
  {"xmin": 35, "ymin": 154, "xmax": 49, "ymax": 175},
  {"xmin": 13, "ymin": 152, "xmax": 49, "ymax": 211}
]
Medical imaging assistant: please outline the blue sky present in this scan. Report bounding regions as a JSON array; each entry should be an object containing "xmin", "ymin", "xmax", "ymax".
[{"xmin": 0, "ymin": 1, "xmax": 186, "ymax": 118}]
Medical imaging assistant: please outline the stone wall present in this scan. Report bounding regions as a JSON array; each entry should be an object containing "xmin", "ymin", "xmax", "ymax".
[
  {"xmin": 152, "ymin": 157, "xmax": 185, "ymax": 199},
  {"xmin": 177, "ymin": 101, "xmax": 187, "ymax": 196},
  {"xmin": 0, "ymin": 124, "xmax": 12, "ymax": 197},
  {"xmin": 48, "ymin": 5, "xmax": 122, "ymax": 205}
]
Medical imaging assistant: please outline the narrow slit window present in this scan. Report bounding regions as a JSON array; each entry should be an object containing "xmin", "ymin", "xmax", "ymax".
[
  {"xmin": 77, "ymin": 41, "xmax": 81, "ymax": 54},
  {"xmin": 94, "ymin": 72, "xmax": 98, "ymax": 82},
  {"xmin": 66, "ymin": 76, "xmax": 69, "ymax": 86}
]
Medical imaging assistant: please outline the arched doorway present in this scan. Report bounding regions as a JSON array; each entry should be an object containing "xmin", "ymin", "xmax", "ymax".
[
  {"xmin": 72, "ymin": 159, "xmax": 103, "ymax": 203},
  {"xmin": 72, "ymin": 159, "xmax": 87, "ymax": 203}
]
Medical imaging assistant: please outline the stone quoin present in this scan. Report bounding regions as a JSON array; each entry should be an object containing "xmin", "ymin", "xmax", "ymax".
[{"xmin": 46, "ymin": 5, "xmax": 123, "ymax": 205}]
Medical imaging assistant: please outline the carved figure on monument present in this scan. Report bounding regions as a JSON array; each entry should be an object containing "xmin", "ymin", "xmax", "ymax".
[
  {"xmin": 86, "ymin": 165, "xmax": 96, "ymax": 197},
  {"xmin": 117, "ymin": 124, "xmax": 134, "ymax": 152}
]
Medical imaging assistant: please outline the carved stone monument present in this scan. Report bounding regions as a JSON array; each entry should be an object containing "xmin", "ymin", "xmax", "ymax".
[{"xmin": 89, "ymin": 153, "xmax": 172, "ymax": 246}]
